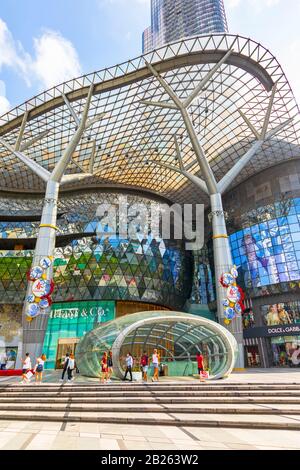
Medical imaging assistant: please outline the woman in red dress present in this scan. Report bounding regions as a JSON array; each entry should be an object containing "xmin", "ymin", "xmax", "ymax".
[
  {"xmin": 100, "ymin": 352, "xmax": 108, "ymax": 383},
  {"xmin": 196, "ymin": 352, "xmax": 206, "ymax": 382}
]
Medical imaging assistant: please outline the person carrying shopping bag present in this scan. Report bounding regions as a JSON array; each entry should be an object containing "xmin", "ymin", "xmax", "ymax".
[
  {"xmin": 67, "ymin": 354, "xmax": 75, "ymax": 383},
  {"xmin": 20, "ymin": 353, "xmax": 32, "ymax": 384}
]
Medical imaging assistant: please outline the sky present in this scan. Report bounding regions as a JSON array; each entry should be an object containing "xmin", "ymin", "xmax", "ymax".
[{"xmin": 0, "ymin": 0, "xmax": 299, "ymax": 115}]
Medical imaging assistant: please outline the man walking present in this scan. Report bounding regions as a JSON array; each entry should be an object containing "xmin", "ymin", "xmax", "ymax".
[
  {"xmin": 60, "ymin": 353, "xmax": 70, "ymax": 382},
  {"xmin": 123, "ymin": 353, "xmax": 133, "ymax": 382}
]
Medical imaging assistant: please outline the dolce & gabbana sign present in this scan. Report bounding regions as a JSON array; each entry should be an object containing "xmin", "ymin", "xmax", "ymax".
[{"xmin": 244, "ymin": 323, "xmax": 300, "ymax": 339}]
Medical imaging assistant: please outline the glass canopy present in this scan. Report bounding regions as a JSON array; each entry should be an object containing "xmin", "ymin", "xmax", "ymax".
[{"xmin": 76, "ymin": 311, "xmax": 238, "ymax": 379}]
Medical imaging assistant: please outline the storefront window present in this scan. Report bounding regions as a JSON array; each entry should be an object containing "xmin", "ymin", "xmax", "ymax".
[
  {"xmin": 245, "ymin": 345, "xmax": 261, "ymax": 367},
  {"xmin": 269, "ymin": 336, "xmax": 300, "ymax": 367},
  {"xmin": 242, "ymin": 308, "xmax": 255, "ymax": 329},
  {"xmin": 43, "ymin": 301, "xmax": 115, "ymax": 369}
]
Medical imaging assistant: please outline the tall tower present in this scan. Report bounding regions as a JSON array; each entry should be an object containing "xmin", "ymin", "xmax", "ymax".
[{"xmin": 143, "ymin": 0, "xmax": 228, "ymax": 53}]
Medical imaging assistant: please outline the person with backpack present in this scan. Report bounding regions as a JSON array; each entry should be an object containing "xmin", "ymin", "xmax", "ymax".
[
  {"xmin": 60, "ymin": 353, "xmax": 70, "ymax": 382},
  {"xmin": 140, "ymin": 351, "xmax": 149, "ymax": 382},
  {"xmin": 34, "ymin": 354, "xmax": 46, "ymax": 384}
]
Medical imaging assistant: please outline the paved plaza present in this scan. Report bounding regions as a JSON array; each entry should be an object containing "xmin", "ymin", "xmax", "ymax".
[{"xmin": 0, "ymin": 369, "xmax": 300, "ymax": 450}]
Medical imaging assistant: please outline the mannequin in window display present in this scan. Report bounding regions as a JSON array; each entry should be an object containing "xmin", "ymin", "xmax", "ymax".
[
  {"xmin": 266, "ymin": 304, "xmax": 280, "ymax": 326},
  {"xmin": 242, "ymin": 309, "xmax": 255, "ymax": 329},
  {"xmin": 277, "ymin": 304, "xmax": 292, "ymax": 324}
]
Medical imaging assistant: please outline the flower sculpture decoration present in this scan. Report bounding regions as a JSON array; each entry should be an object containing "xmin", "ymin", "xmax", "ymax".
[
  {"xmin": 220, "ymin": 266, "xmax": 245, "ymax": 325},
  {"xmin": 25, "ymin": 257, "xmax": 54, "ymax": 321}
]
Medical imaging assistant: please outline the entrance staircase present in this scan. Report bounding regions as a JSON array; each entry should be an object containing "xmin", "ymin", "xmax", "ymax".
[{"xmin": 1, "ymin": 382, "xmax": 300, "ymax": 430}]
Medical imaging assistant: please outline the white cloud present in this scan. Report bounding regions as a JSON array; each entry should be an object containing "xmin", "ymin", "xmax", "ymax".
[
  {"xmin": 0, "ymin": 80, "xmax": 10, "ymax": 116},
  {"xmin": 0, "ymin": 18, "xmax": 82, "ymax": 112},
  {"xmin": 31, "ymin": 30, "xmax": 82, "ymax": 89},
  {"xmin": 0, "ymin": 18, "xmax": 31, "ymax": 84}
]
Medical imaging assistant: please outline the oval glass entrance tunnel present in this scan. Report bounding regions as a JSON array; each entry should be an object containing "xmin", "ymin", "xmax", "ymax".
[{"xmin": 76, "ymin": 311, "xmax": 238, "ymax": 380}]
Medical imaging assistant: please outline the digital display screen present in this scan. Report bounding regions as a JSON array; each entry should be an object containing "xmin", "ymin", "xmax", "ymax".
[{"xmin": 230, "ymin": 199, "xmax": 300, "ymax": 288}]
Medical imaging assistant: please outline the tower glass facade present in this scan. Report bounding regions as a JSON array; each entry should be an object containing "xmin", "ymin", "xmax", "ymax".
[{"xmin": 143, "ymin": 0, "xmax": 228, "ymax": 52}]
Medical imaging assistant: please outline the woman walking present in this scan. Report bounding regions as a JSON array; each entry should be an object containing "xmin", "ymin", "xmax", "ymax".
[
  {"xmin": 21, "ymin": 352, "xmax": 32, "ymax": 384},
  {"xmin": 100, "ymin": 352, "xmax": 108, "ymax": 383},
  {"xmin": 34, "ymin": 354, "xmax": 46, "ymax": 384},
  {"xmin": 196, "ymin": 352, "xmax": 206, "ymax": 383},
  {"xmin": 140, "ymin": 351, "xmax": 149, "ymax": 382},
  {"xmin": 151, "ymin": 349, "xmax": 160, "ymax": 382},
  {"xmin": 123, "ymin": 353, "xmax": 133, "ymax": 382},
  {"xmin": 107, "ymin": 351, "xmax": 113, "ymax": 383}
]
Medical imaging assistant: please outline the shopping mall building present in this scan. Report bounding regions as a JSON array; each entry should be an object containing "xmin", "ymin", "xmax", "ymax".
[{"xmin": 0, "ymin": 34, "xmax": 299, "ymax": 374}]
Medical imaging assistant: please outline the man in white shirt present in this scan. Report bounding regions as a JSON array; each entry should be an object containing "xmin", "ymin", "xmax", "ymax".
[{"xmin": 21, "ymin": 353, "xmax": 32, "ymax": 384}]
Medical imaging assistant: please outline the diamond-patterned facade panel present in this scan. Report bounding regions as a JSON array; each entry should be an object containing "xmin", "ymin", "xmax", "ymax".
[{"xmin": 0, "ymin": 192, "xmax": 193, "ymax": 309}]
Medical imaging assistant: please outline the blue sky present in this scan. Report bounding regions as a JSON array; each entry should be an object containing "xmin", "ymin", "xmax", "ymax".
[{"xmin": 0, "ymin": 0, "xmax": 299, "ymax": 114}]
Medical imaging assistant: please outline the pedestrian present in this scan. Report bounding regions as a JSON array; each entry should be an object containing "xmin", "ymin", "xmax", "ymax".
[
  {"xmin": 67, "ymin": 354, "xmax": 75, "ymax": 383},
  {"xmin": 0, "ymin": 351, "xmax": 8, "ymax": 370},
  {"xmin": 123, "ymin": 352, "xmax": 133, "ymax": 382},
  {"xmin": 107, "ymin": 351, "xmax": 113, "ymax": 382},
  {"xmin": 151, "ymin": 349, "xmax": 159, "ymax": 382},
  {"xmin": 34, "ymin": 354, "xmax": 46, "ymax": 384},
  {"xmin": 60, "ymin": 353, "xmax": 70, "ymax": 382},
  {"xmin": 196, "ymin": 352, "xmax": 205, "ymax": 382},
  {"xmin": 21, "ymin": 352, "xmax": 32, "ymax": 384},
  {"xmin": 140, "ymin": 351, "xmax": 149, "ymax": 382},
  {"xmin": 100, "ymin": 352, "xmax": 108, "ymax": 383}
]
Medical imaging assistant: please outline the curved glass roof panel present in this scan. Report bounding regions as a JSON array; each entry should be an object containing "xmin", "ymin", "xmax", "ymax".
[
  {"xmin": 76, "ymin": 310, "xmax": 238, "ymax": 379},
  {"xmin": 0, "ymin": 34, "xmax": 298, "ymax": 205}
]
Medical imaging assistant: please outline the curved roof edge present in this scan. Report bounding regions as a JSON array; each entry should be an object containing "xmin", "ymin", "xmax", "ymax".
[{"xmin": 0, "ymin": 33, "xmax": 292, "ymax": 136}]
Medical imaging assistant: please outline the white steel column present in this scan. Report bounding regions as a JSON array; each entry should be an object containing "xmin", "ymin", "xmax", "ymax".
[
  {"xmin": 21, "ymin": 180, "xmax": 60, "ymax": 359},
  {"xmin": 0, "ymin": 84, "xmax": 108, "ymax": 359},
  {"xmin": 210, "ymin": 193, "xmax": 244, "ymax": 368}
]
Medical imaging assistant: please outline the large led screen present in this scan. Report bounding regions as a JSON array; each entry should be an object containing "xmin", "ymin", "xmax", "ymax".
[{"xmin": 230, "ymin": 199, "xmax": 300, "ymax": 288}]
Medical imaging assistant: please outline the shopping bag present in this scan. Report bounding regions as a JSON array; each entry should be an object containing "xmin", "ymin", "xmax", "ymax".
[
  {"xmin": 25, "ymin": 370, "xmax": 34, "ymax": 380},
  {"xmin": 200, "ymin": 370, "xmax": 209, "ymax": 379}
]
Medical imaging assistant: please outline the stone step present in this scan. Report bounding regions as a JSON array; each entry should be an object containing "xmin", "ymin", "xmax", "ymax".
[
  {"xmin": 1, "ymin": 410, "xmax": 300, "ymax": 430},
  {"xmin": 0, "ymin": 385, "xmax": 300, "ymax": 399},
  {"xmin": 1, "ymin": 384, "xmax": 300, "ymax": 392},
  {"xmin": 1, "ymin": 396, "xmax": 299, "ymax": 404},
  {"xmin": 0, "ymin": 402, "xmax": 300, "ymax": 414}
]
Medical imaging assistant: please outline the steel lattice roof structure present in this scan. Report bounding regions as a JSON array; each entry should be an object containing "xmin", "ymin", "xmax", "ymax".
[{"xmin": 0, "ymin": 33, "xmax": 299, "ymax": 205}]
